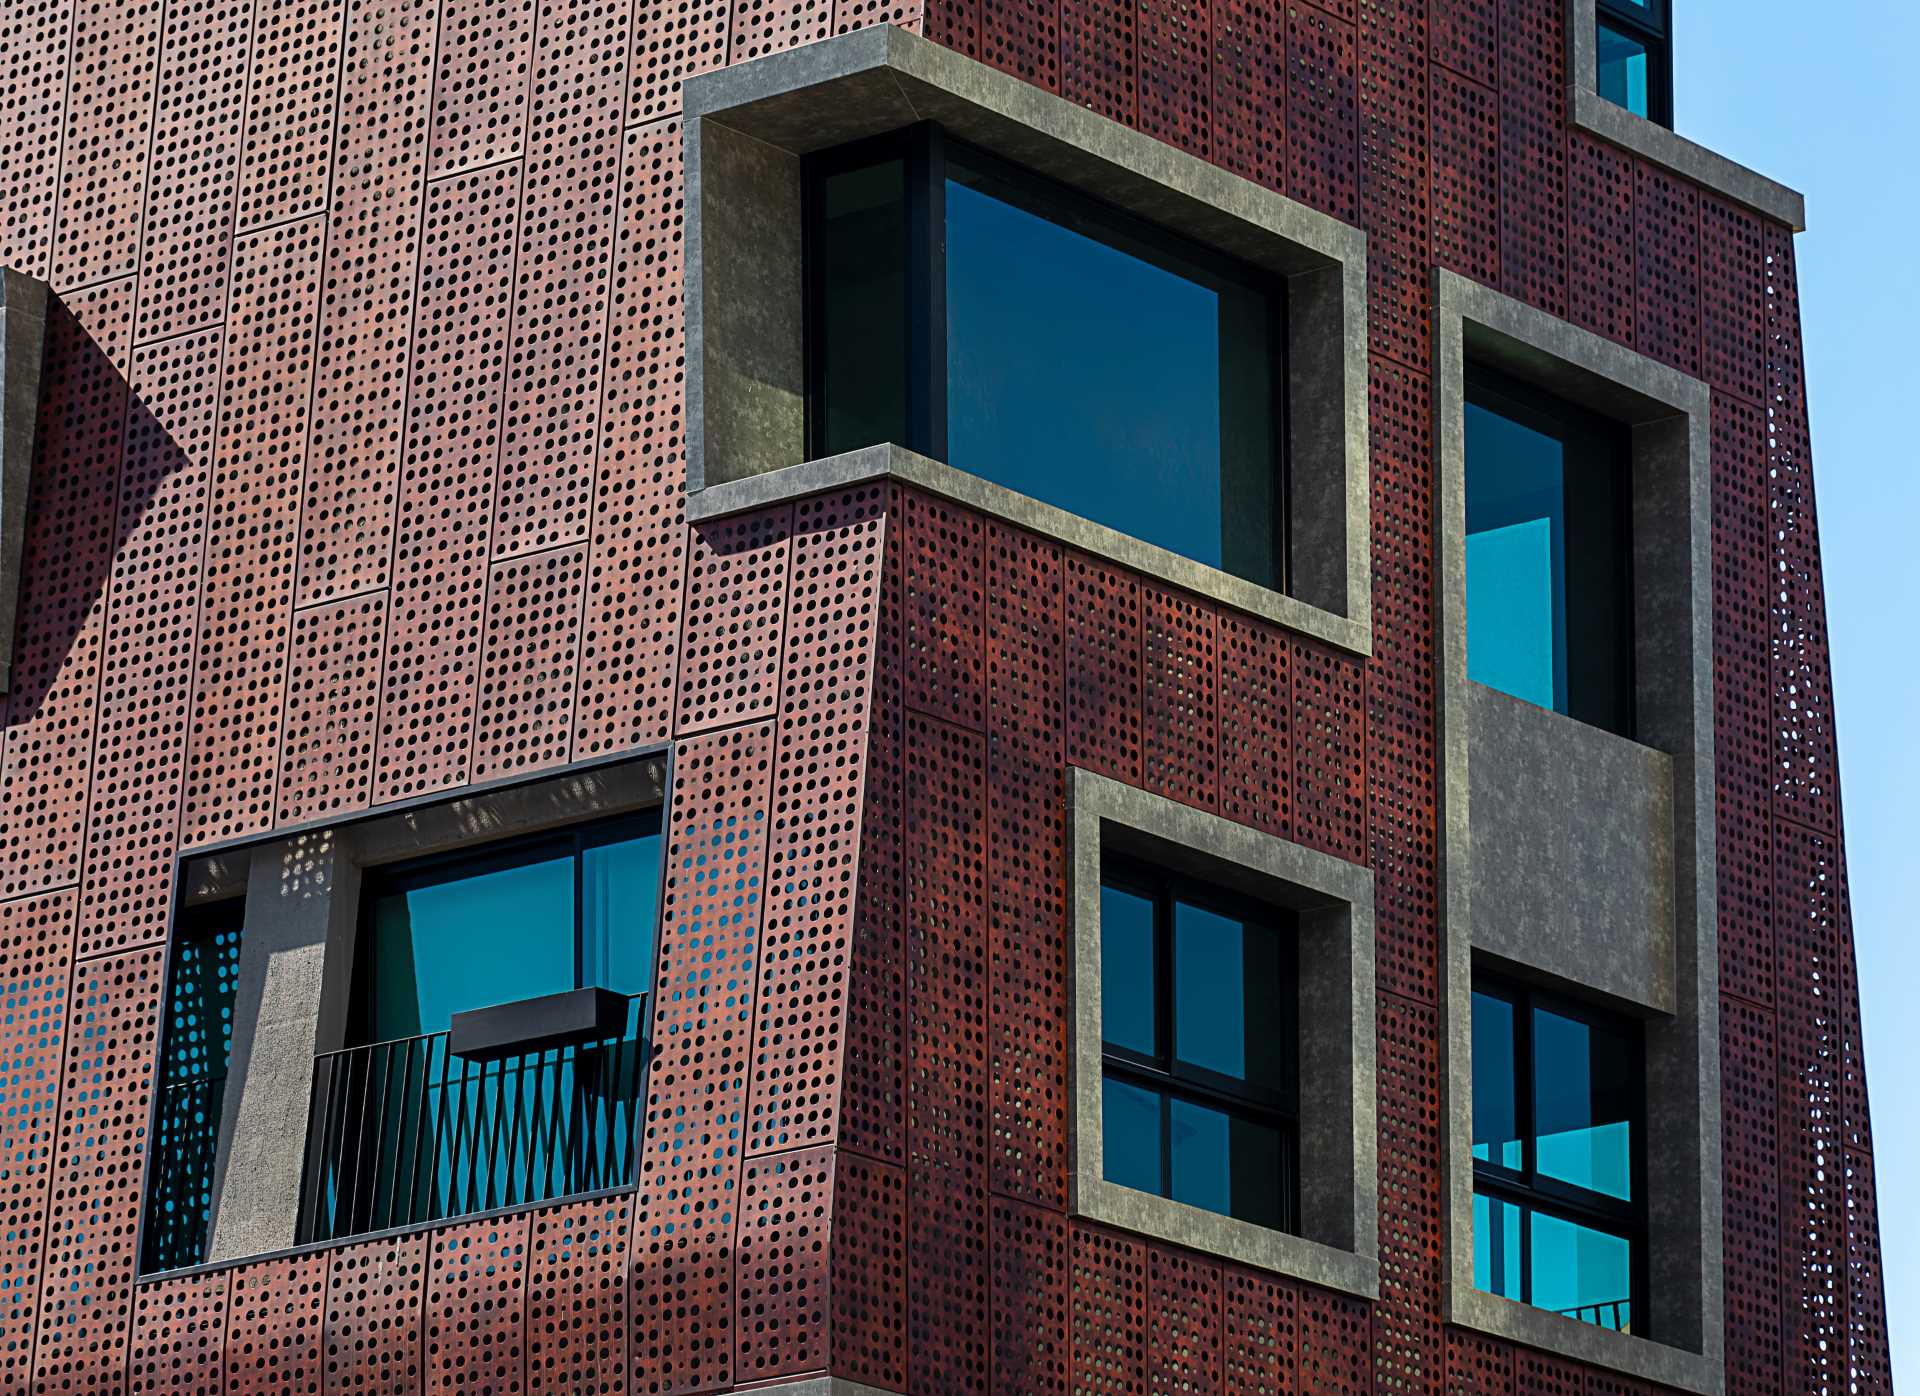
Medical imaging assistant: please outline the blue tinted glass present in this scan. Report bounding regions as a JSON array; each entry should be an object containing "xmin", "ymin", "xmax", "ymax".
[
  {"xmin": 1170, "ymin": 1097, "xmax": 1285, "ymax": 1228},
  {"xmin": 1103, "ymin": 1076, "xmax": 1163, "ymax": 1194},
  {"xmin": 1471, "ymin": 991, "xmax": 1523, "ymax": 1170},
  {"xmin": 1472, "ymin": 1192, "xmax": 1524, "ymax": 1300},
  {"xmin": 816, "ymin": 159, "xmax": 909, "ymax": 454},
  {"xmin": 1533, "ymin": 1007, "xmax": 1634, "ymax": 1201},
  {"xmin": 1101, "ymin": 884, "xmax": 1158, "ymax": 1056},
  {"xmin": 945, "ymin": 166, "xmax": 1278, "ymax": 585},
  {"xmin": 1173, "ymin": 899, "xmax": 1288, "ymax": 1088},
  {"xmin": 1531, "ymin": 1211, "xmax": 1634, "ymax": 1331},
  {"xmin": 582, "ymin": 829, "xmax": 662, "ymax": 1019},
  {"xmin": 1596, "ymin": 22, "xmax": 1651, "ymax": 118},
  {"xmin": 368, "ymin": 854, "xmax": 575, "ymax": 1039},
  {"xmin": 1465, "ymin": 400, "xmax": 1567, "ymax": 711}
]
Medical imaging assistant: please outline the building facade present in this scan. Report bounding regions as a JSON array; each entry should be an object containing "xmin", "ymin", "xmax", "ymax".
[{"xmin": 0, "ymin": 0, "xmax": 1890, "ymax": 1391}]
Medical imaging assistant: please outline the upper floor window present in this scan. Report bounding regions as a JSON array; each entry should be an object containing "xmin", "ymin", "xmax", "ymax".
[
  {"xmin": 809, "ymin": 126, "xmax": 1288, "ymax": 590},
  {"xmin": 1472, "ymin": 978, "xmax": 1645, "ymax": 1333},
  {"xmin": 1464, "ymin": 366, "xmax": 1633, "ymax": 736},
  {"xmin": 1099, "ymin": 857, "xmax": 1299, "ymax": 1232},
  {"xmin": 1596, "ymin": 0, "xmax": 1672, "ymax": 127}
]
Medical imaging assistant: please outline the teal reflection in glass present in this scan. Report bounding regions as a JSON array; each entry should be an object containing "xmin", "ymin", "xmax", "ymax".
[
  {"xmin": 1173, "ymin": 898, "xmax": 1287, "ymax": 1085},
  {"xmin": 1464, "ymin": 400, "xmax": 1567, "ymax": 712},
  {"xmin": 583, "ymin": 824, "xmax": 663, "ymax": 1027},
  {"xmin": 944, "ymin": 160, "xmax": 1279, "ymax": 586},
  {"xmin": 1470, "ymin": 991, "xmax": 1524, "ymax": 1170},
  {"xmin": 1169, "ymin": 1097, "xmax": 1286, "ymax": 1230},
  {"xmin": 1533, "ymin": 1007, "xmax": 1635, "ymax": 1201},
  {"xmin": 366, "ymin": 854, "xmax": 575, "ymax": 1040},
  {"xmin": 1472, "ymin": 1192, "xmax": 1524, "ymax": 1300},
  {"xmin": 1597, "ymin": 21, "xmax": 1652, "ymax": 119},
  {"xmin": 1103, "ymin": 1077, "xmax": 1164, "ymax": 1195},
  {"xmin": 1531, "ymin": 1211, "xmax": 1634, "ymax": 1331},
  {"xmin": 1101, "ymin": 883, "xmax": 1158, "ymax": 1057}
]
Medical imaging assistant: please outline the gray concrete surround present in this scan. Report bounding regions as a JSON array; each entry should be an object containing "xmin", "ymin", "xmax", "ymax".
[
  {"xmin": 0, "ymin": 267, "xmax": 48, "ymax": 694},
  {"xmin": 1067, "ymin": 767, "xmax": 1378, "ymax": 1300},
  {"xmin": 1565, "ymin": 0, "xmax": 1804, "ymax": 230},
  {"xmin": 681, "ymin": 24, "xmax": 1373, "ymax": 657},
  {"xmin": 1433, "ymin": 269, "xmax": 1722, "ymax": 1393}
]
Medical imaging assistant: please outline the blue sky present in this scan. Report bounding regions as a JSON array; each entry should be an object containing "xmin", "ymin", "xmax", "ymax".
[{"xmin": 1679, "ymin": 0, "xmax": 1920, "ymax": 1376}]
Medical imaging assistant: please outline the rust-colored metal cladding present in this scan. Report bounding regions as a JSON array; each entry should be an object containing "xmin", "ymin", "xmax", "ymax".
[{"xmin": 0, "ymin": 0, "xmax": 1889, "ymax": 1381}]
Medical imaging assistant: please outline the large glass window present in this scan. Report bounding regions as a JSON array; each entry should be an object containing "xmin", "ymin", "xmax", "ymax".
[
  {"xmin": 1471, "ymin": 978, "xmax": 1645, "ymax": 1334},
  {"xmin": 1098, "ymin": 859, "xmax": 1298, "ymax": 1232},
  {"xmin": 1464, "ymin": 366, "xmax": 1633, "ymax": 736},
  {"xmin": 809, "ymin": 127, "xmax": 1287, "ymax": 589},
  {"xmin": 1596, "ymin": 0, "xmax": 1671, "ymax": 127}
]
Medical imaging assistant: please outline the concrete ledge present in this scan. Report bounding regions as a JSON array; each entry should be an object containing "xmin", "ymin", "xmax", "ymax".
[
  {"xmin": 1566, "ymin": 0, "xmax": 1804, "ymax": 230},
  {"xmin": 688, "ymin": 442, "xmax": 1370, "ymax": 655},
  {"xmin": 0, "ymin": 268, "xmax": 49, "ymax": 694},
  {"xmin": 1067, "ymin": 768, "xmax": 1378, "ymax": 1299},
  {"xmin": 684, "ymin": 24, "xmax": 1372, "ymax": 644}
]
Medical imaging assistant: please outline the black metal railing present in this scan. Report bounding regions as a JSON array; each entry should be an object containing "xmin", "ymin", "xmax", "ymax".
[
  {"xmin": 1560, "ymin": 1298, "xmax": 1631, "ymax": 1332},
  {"xmin": 141, "ymin": 1075, "xmax": 229, "ymax": 1273},
  {"xmin": 296, "ymin": 997, "xmax": 646, "ymax": 1244}
]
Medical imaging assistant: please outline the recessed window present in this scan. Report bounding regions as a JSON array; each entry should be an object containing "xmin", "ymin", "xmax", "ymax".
[
  {"xmin": 1098, "ymin": 857, "xmax": 1299, "ymax": 1232},
  {"xmin": 808, "ymin": 126, "xmax": 1288, "ymax": 590},
  {"xmin": 141, "ymin": 897, "xmax": 244, "ymax": 1275},
  {"xmin": 1472, "ymin": 979, "xmax": 1645, "ymax": 1334},
  {"xmin": 1464, "ymin": 366, "xmax": 1633, "ymax": 736},
  {"xmin": 1596, "ymin": 0, "xmax": 1671, "ymax": 127}
]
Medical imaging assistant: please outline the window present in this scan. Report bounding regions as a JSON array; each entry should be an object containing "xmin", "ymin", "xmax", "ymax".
[
  {"xmin": 141, "ymin": 898, "xmax": 244, "ymax": 1274},
  {"xmin": 1464, "ymin": 365, "xmax": 1633, "ymax": 736},
  {"xmin": 355, "ymin": 811, "xmax": 662, "ymax": 1042},
  {"xmin": 1472, "ymin": 979, "xmax": 1646, "ymax": 1334},
  {"xmin": 1596, "ymin": 0, "xmax": 1671, "ymax": 127},
  {"xmin": 808, "ymin": 126, "xmax": 1288, "ymax": 590},
  {"xmin": 1098, "ymin": 857, "xmax": 1299, "ymax": 1232}
]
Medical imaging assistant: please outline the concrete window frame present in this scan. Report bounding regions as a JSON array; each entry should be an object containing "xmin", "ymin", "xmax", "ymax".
[
  {"xmin": 1434, "ymin": 269, "xmax": 1722, "ymax": 1393},
  {"xmin": 148, "ymin": 753, "xmax": 670, "ymax": 1272},
  {"xmin": 680, "ymin": 24, "xmax": 1373, "ymax": 658},
  {"xmin": 1067, "ymin": 767, "xmax": 1378, "ymax": 1299},
  {"xmin": 1564, "ymin": 0, "xmax": 1805, "ymax": 230}
]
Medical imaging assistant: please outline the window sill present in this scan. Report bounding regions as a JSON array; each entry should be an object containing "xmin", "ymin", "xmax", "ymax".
[
  {"xmin": 1449, "ymin": 1285, "xmax": 1724, "ymax": 1395},
  {"xmin": 684, "ymin": 443, "xmax": 1372, "ymax": 658}
]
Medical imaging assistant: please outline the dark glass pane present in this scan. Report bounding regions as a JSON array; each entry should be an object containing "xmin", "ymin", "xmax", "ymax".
[
  {"xmin": 945, "ymin": 159, "xmax": 1279, "ymax": 586},
  {"xmin": 366, "ymin": 853, "xmax": 575, "ymax": 1040},
  {"xmin": 582, "ymin": 823, "xmax": 662, "ymax": 1025},
  {"xmin": 816, "ymin": 157, "xmax": 910, "ymax": 456},
  {"xmin": 1169, "ymin": 1096, "xmax": 1286, "ymax": 1229},
  {"xmin": 1533, "ymin": 1006, "xmax": 1635, "ymax": 1201},
  {"xmin": 1472, "ymin": 1191, "xmax": 1524, "ymax": 1300},
  {"xmin": 1530, "ymin": 1211, "xmax": 1634, "ymax": 1331},
  {"xmin": 1101, "ymin": 882, "xmax": 1159, "ymax": 1056},
  {"xmin": 1596, "ymin": 21, "xmax": 1652, "ymax": 118},
  {"xmin": 1103, "ymin": 1076, "xmax": 1164, "ymax": 1195},
  {"xmin": 1173, "ymin": 898, "xmax": 1288, "ymax": 1089},
  {"xmin": 1464, "ymin": 399, "xmax": 1567, "ymax": 711},
  {"xmin": 1471, "ymin": 990, "xmax": 1523, "ymax": 1170}
]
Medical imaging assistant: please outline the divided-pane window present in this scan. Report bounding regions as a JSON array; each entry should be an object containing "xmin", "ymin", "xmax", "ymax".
[
  {"xmin": 1099, "ymin": 859, "xmax": 1299, "ymax": 1232},
  {"xmin": 809, "ymin": 126, "xmax": 1288, "ymax": 590},
  {"xmin": 1463, "ymin": 365, "xmax": 1634, "ymax": 736},
  {"xmin": 1471, "ymin": 979, "xmax": 1646, "ymax": 1333},
  {"xmin": 1596, "ymin": 0, "xmax": 1672, "ymax": 127}
]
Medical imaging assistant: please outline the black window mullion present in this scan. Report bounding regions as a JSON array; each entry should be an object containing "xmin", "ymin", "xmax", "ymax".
[{"xmin": 909, "ymin": 124, "xmax": 948, "ymax": 461}]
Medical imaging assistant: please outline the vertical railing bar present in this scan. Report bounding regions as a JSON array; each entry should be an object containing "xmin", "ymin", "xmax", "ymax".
[
  {"xmin": 383, "ymin": 1037, "xmax": 415, "ymax": 1233},
  {"xmin": 405, "ymin": 1035, "xmax": 433, "ymax": 1228}
]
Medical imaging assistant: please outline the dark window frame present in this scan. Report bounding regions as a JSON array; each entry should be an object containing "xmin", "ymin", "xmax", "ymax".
[
  {"xmin": 1595, "ymin": 0, "xmax": 1673, "ymax": 128},
  {"xmin": 350, "ymin": 807, "xmax": 665, "ymax": 1046},
  {"xmin": 1098, "ymin": 853, "xmax": 1301, "ymax": 1234},
  {"xmin": 802, "ymin": 122, "xmax": 1294, "ymax": 592},
  {"xmin": 1464, "ymin": 360, "xmax": 1637, "ymax": 738},
  {"xmin": 1471, "ymin": 975, "xmax": 1650, "ymax": 1334}
]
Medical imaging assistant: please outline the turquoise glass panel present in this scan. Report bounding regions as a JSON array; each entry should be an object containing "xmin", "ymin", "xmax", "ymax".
[
  {"xmin": 1531, "ymin": 1211, "xmax": 1634, "ymax": 1331},
  {"xmin": 1470, "ymin": 991, "xmax": 1524, "ymax": 1170},
  {"xmin": 366, "ymin": 854, "xmax": 574, "ymax": 1040},
  {"xmin": 1103, "ymin": 1076, "xmax": 1164, "ymax": 1194},
  {"xmin": 1464, "ymin": 399, "xmax": 1568, "ymax": 712},
  {"xmin": 1597, "ymin": 21, "xmax": 1652, "ymax": 118},
  {"xmin": 1472, "ymin": 1192, "xmax": 1524, "ymax": 1299},
  {"xmin": 582, "ymin": 828, "xmax": 662, "ymax": 1027},
  {"xmin": 1172, "ymin": 898, "xmax": 1287, "ymax": 1086},
  {"xmin": 1533, "ymin": 1007, "xmax": 1635, "ymax": 1201},
  {"xmin": 945, "ymin": 165, "xmax": 1278, "ymax": 585},
  {"xmin": 1101, "ymin": 883, "xmax": 1159, "ymax": 1056},
  {"xmin": 1169, "ymin": 1096, "xmax": 1286, "ymax": 1229}
]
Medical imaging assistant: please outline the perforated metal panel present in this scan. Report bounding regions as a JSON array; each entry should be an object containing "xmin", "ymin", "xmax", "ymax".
[
  {"xmin": 527, "ymin": 1194, "xmax": 631, "ymax": 1395},
  {"xmin": 49, "ymin": 0, "xmax": 162, "ymax": 289},
  {"xmin": 1069, "ymin": 1223, "xmax": 1147, "ymax": 1396},
  {"xmin": 425, "ymin": 1213, "xmax": 530, "ymax": 1394},
  {"xmin": 990, "ymin": 1196, "xmax": 1068, "ymax": 1395},
  {"xmin": 1631, "ymin": 163, "xmax": 1701, "ymax": 375},
  {"xmin": 1064, "ymin": 553, "xmax": 1143, "ymax": 783},
  {"xmin": 1138, "ymin": 0, "xmax": 1210, "ymax": 158},
  {"xmin": 1286, "ymin": 4, "xmax": 1359, "ymax": 223},
  {"xmin": 1148, "ymin": 1247, "xmax": 1223, "ymax": 1394},
  {"xmin": 323, "ymin": 1233, "xmax": 430, "ymax": 1393},
  {"xmin": 1060, "ymin": 0, "xmax": 1134, "ymax": 122},
  {"xmin": 1217, "ymin": 612, "xmax": 1293, "ymax": 838},
  {"xmin": 234, "ymin": 0, "xmax": 347, "ymax": 228},
  {"xmin": 1566, "ymin": 133, "xmax": 1635, "ymax": 345},
  {"xmin": 736, "ymin": 1144, "xmax": 836, "ymax": 1381},
  {"xmin": 276, "ymin": 594, "xmax": 385, "ymax": 824},
  {"xmin": 1429, "ymin": 64, "xmax": 1497, "ymax": 287},
  {"xmin": 1297, "ymin": 1286, "xmax": 1372, "ymax": 1394},
  {"xmin": 1495, "ymin": 0, "xmax": 1565, "ymax": 315},
  {"xmin": 675, "ymin": 507, "xmax": 795, "ymax": 734},
  {"xmin": 225, "ymin": 1253, "xmax": 327, "ymax": 1396},
  {"xmin": 903, "ymin": 489, "xmax": 987, "ymax": 732},
  {"xmin": 471, "ymin": 544, "xmax": 588, "ymax": 781},
  {"xmin": 832, "ymin": 1152, "xmax": 909, "ymax": 1389},
  {"xmin": 1357, "ymin": 0, "xmax": 1429, "ymax": 369},
  {"xmin": 1211, "ymin": 0, "xmax": 1282, "ymax": 189},
  {"xmin": 128, "ymin": 1270, "xmax": 228, "ymax": 1394},
  {"xmin": 1721, "ymin": 994, "xmax": 1781, "ymax": 1392},
  {"xmin": 428, "ymin": 0, "xmax": 533, "ymax": 176},
  {"xmin": 1376, "ymin": 995, "xmax": 1442, "ymax": 1396},
  {"xmin": 0, "ymin": 0, "xmax": 71, "ymax": 275},
  {"xmin": 1142, "ymin": 585, "xmax": 1218, "ymax": 811},
  {"xmin": 1291, "ymin": 638, "xmax": 1366, "ymax": 862},
  {"xmin": 1223, "ymin": 1267, "xmax": 1297, "ymax": 1394}
]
